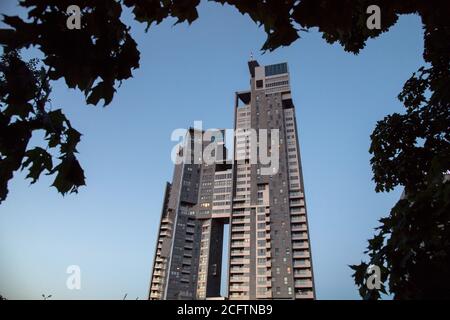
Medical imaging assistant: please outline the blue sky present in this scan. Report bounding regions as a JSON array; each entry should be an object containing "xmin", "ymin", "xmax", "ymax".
[{"xmin": 0, "ymin": 1, "xmax": 425, "ymax": 299}]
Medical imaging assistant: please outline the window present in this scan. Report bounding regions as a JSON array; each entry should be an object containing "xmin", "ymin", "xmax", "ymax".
[{"xmin": 256, "ymin": 80, "xmax": 263, "ymax": 88}]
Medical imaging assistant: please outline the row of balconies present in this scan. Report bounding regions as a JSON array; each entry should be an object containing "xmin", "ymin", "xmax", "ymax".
[
  {"xmin": 232, "ymin": 212, "xmax": 250, "ymax": 218},
  {"xmin": 229, "ymin": 293, "xmax": 249, "ymax": 299},
  {"xmin": 160, "ymin": 223, "xmax": 172, "ymax": 231},
  {"xmin": 152, "ymin": 276, "xmax": 162, "ymax": 284},
  {"xmin": 291, "ymin": 216, "xmax": 306, "ymax": 223},
  {"xmin": 229, "ymin": 285, "xmax": 250, "ymax": 292},
  {"xmin": 289, "ymin": 191, "xmax": 304, "ymax": 198},
  {"xmin": 289, "ymin": 199, "xmax": 305, "ymax": 207},
  {"xmin": 230, "ymin": 258, "xmax": 250, "ymax": 265},
  {"xmin": 291, "ymin": 223, "xmax": 308, "ymax": 232},
  {"xmin": 161, "ymin": 217, "xmax": 171, "ymax": 224},
  {"xmin": 186, "ymin": 220, "xmax": 196, "ymax": 228},
  {"xmin": 231, "ymin": 232, "xmax": 251, "ymax": 240},
  {"xmin": 294, "ymin": 279, "xmax": 313, "ymax": 288},
  {"xmin": 151, "ymin": 284, "xmax": 162, "ymax": 291},
  {"xmin": 230, "ymin": 267, "xmax": 250, "ymax": 273},
  {"xmin": 153, "ymin": 270, "xmax": 165, "ymax": 277},
  {"xmin": 159, "ymin": 230, "xmax": 171, "ymax": 237},
  {"xmin": 292, "ymin": 250, "xmax": 310, "ymax": 259},
  {"xmin": 291, "ymin": 232, "xmax": 308, "ymax": 240},
  {"xmin": 230, "ymin": 249, "xmax": 250, "ymax": 256},
  {"xmin": 231, "ymin": 240, "xmax": 250, "ymax": 248},
  {"xmin": 232, "ymin": 217, "xmax": 250, "ymax": 224},
  {"xmin": 231, "ymin": 225, "xmax": 251, "ymax": 232},
  {"xmin": 292, "ymin": 241, "xmax": 309, "ymax": 249},
  {"xmin": 290, "ymin": 208, "xmax": 306, "ymax": 216},
  {"xmin": 149, "ymin": 291, "xmax": 161, "ymax": 299},
  {"xmin": 229, "ymin": 276, "xmax": 249, "ymax": 283},
  {"xmin": 154, "ymin": 263, "xmax": 164, "ymax": 270},
  {"xmin": 294, "ymin": 269, "xmax": 312, "ymax": 278}
]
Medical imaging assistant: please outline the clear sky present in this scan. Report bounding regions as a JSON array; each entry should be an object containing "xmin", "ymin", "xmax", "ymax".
[{"xmin": 0, "ymin": 1, "xmax": 425, "ymax": 299}]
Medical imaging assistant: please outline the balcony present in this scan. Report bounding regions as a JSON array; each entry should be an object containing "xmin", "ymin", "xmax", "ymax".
[
  {"xmin": 230, "ymin": 258, "xmax": 250, "ymax": 265},
  {"xmin": 153, "ymin": 270, "xmax": 164, "ymax": 276},
  {"xmin": 229, "ymin": 276, "xmax": 248, "ymax": 283},
  {"xmin": 232, "ymin": 232, "xmax": 250, "ymax": 240},
  {"xmin": 295, "ymin": 279, "xmax": 313, "ymax": 288},
  {"xmin": 294, "ymin": 270, "xmax": 312, "ymax": 278},
  {"xmin": 290, "ymin": 208, "xmax": 306, "ymax": 216},
  {"xmin": 160, "ymin": 224, "xmax": 172, "ymax": 231},
  {"xmin": 291, "ymin": 217, "xmax": 306, "ymax": 223},
  {"xmin": 293, "ymin": 252, "xmax": 310, "ymax": 259},
  {"xmin": 230, "ymin": 267, "xmax": 250, "ymax": 273},
  {"xmin": 256, "ymin": 292, "xmax": 273, "ymax": 299},
  {"xmin": 289, "ymin": 199, "xmax": 305, "ymax": 207},
  {"xmin": 180, "ymin": 277, "xmax": 190, "ymax": 283},
  {"xmin": 232, "ymin": 218, "xmax": 250, "ymax": 224},
  {"xmin": 291, "ymin": 224, "xmax": 307, "ymax": 232},
  {"xmin": 291, "ymin": 233, "xmax": 308, "ymax": 241},
  {"xmin": 229, "ymin": 293, "xmax": 249, "ymax": 299},
  {"xmin": 151, "ymin": 284, "xmax": 162, "ymax": 291},
  {"xmin": 293, "ymin": 259, "xmax": 311, "ymax": 268},
  {"xmin": 292, "ymin": 241, "xmax": 308, "ymax": 249},
  {"xmin": 150, "ymin": 291, "xmax": 161, "ymax": 299},
  {"xmin": 159, "ymin": 230, "xmax": 171, "ymax": 237},
  {"xmin": 231, "ymin": 249, "xmax": 250, "ymax": 256},
  {"xmin": 231, "ymin": 241, "xmax": 247, "ymax": 248},
  {"xmin": 231, "ymin": 226, "xmax": 250, "ymax": 232},
  {"xmin": 182, "ymin": 259, "xmax": 192, "ymax": 266},
  {"xmin": 186, "ymin": 221, "xmax": 196, "ymax": 227},
  {"xmin": 181, "ymin": 268, "xmax": 191, "ymax": 274},
  {"xmin": 289, "ymin": 191, "xmax": 304, "ymax": 198},
  {"xmin": 229, "ymin": 285, "xmax": 249, "ymax": 292}
]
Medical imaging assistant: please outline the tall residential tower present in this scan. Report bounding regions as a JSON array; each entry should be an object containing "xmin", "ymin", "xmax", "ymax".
[{"xmin": 149, "ymin": 61, "xmax": 315, "ymax": 300}]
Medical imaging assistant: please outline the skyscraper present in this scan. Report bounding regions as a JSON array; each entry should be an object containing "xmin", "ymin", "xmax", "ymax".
[{"xmin": 148, "ymin": 61, "xmax": 315, "ymax": 300}]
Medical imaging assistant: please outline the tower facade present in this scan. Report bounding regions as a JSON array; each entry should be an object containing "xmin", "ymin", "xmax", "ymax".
[{"xmin": 149, "ymin": 61, "xmax": 315, "ymax": 300}]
